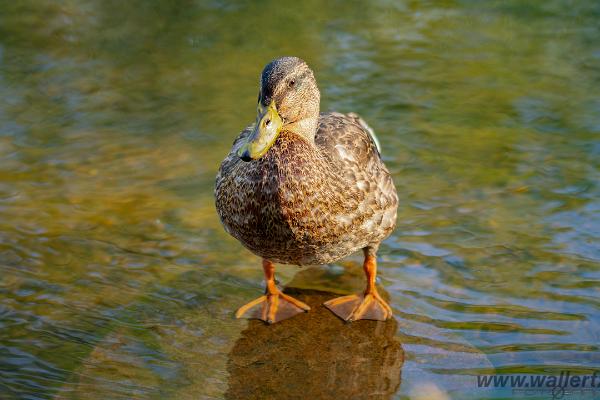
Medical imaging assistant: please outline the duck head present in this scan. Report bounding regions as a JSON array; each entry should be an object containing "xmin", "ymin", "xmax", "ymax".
[{"xmin": 238, "ymin": 57, "xmax": 321, "ymax": 162}]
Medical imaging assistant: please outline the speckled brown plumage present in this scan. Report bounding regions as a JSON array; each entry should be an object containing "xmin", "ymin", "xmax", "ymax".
[
  {"xmin": 215, "ymin": 94, "xmax": 397, "ymax": 263},
  {"xmin": 214, "ymin": 57, "xmax": 398, "ymax": 323}
]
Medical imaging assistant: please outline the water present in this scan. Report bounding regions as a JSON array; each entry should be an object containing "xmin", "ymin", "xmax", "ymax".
[{"xmin": 0, "ymin": 1, "xmax": 599, "ymax": 399}]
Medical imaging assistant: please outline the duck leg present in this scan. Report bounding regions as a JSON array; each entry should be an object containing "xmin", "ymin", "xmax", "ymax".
[
  {"xmin": 235, "ymin": 259, "xmax": 310, "ymax": 324},
  {"xmin": 324, "ymin": 247, "xmax": 393, "ymax": 322}
]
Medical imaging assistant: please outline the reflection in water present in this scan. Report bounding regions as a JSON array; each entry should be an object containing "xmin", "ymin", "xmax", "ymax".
[{"xmin": 226, "ymin": 268, "xmax": 404, "ymax": 400}]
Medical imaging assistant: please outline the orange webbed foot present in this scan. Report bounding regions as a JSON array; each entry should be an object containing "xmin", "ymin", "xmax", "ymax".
[
  {"xmin": 324, "ymin": 290, "xmax": 392, "ymax": 322},
  {"xmin": 324, "ymin": 248, "xmax": 393, "ymax": 322},
  {"xmin": 235, "ymin": 291, "xmax": 310, "ymax": 324}
]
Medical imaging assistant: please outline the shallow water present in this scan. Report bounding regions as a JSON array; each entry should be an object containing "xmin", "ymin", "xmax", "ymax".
[{"xmin": 1, "ymin": 1, "xmax": 599, "ymax": 399}]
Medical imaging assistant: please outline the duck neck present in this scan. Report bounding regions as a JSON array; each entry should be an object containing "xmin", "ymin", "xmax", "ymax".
[{"xmin": 284, "ymin": 117, "xmax": 318, "ymax": 144}]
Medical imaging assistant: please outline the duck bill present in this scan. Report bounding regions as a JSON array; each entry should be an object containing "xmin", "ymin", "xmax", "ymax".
[{"xmin": 237, "ymin": 100, "xmax": 283, "ymax": 161}]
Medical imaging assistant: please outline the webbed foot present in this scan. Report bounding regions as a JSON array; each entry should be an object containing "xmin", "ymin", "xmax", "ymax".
[
  {"xmin": 236, "ymin": 291, "xmax": 310, "ymax": 324},
  {"xmin": 324, "ymin": 290, "xmax": 392, "ymax": 322}
]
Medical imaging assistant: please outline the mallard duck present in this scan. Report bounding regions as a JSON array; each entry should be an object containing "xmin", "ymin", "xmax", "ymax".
[{"xmin": 215, "ymin": 56, "xmax": 398, "ymax": 324}]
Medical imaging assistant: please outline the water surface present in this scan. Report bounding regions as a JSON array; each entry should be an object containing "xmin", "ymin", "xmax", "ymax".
[{"xmin": 1, "ymin": 1, "xmax": 599, "ymax": 399}]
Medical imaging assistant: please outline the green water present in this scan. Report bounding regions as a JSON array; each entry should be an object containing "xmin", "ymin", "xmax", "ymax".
[{"xmin": 1, "ymin": 1, "xmax": 599, "ymax": 399}]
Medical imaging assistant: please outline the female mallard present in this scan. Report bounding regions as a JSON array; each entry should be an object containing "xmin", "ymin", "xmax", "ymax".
[{"xmin": 215, "ymin": 57, "xmax": 398, "ymax": 324}]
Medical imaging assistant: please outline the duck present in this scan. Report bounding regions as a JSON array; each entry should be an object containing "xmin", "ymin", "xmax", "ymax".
[{"xmin": 215, "ymin": 56, "xmax": 398, "ymax": 324}]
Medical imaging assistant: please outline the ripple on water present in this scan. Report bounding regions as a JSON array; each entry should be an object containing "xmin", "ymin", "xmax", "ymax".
[{"xmin": 1, "ymin": 0, "xmax": 600, "ymax": 399}]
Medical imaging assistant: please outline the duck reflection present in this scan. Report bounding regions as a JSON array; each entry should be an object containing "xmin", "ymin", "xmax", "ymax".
[{"xmin": 226, "ymin": 267, "xmax": 404, "ymax": 400}]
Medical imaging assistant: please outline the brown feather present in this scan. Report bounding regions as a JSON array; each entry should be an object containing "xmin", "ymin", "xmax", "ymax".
[{"xmin": 215, "ymin": 110, "xmax": 398, "ymax": 265}]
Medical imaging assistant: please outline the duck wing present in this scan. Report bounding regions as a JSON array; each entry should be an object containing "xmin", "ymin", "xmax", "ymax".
[
  {"xmin": 315, "ymin": 112, "xmax": 385, "ymax": 183},
  {"xmin": 315, "ymin": 112, "xmax": 398, "ymax": 236}
]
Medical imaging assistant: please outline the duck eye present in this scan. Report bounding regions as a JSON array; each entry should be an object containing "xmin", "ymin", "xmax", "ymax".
[{"xmin": 288, "ymin": 79, "xmax": 296, "ymax": 88}]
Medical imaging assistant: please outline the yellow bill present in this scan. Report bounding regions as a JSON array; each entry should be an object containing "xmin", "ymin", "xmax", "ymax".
[{"xmin": 237, "ymin": 100, "xmax": 283, "ymax": 161}]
